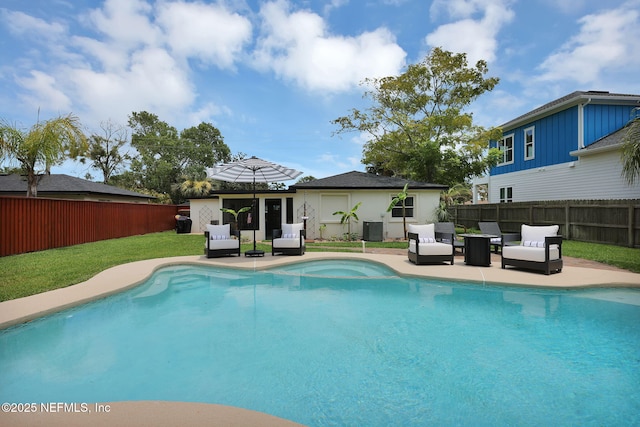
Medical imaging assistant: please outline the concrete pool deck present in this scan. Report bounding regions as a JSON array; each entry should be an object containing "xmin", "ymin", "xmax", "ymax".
[{"xmin": 2, "ymin": 250, "xmax": 639, "ymax": 426}]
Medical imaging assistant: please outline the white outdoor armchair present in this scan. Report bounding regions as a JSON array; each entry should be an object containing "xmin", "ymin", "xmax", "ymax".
[
  {"xmin": 272, "ymin": 222, "xmax": 306, "ymax": 256},
  {"xmin": 204, "ymin": 223, "xmax": 241, "ymax": 258},
  {"xmin": 501, "ymin": 224, "xmax": 563, "ymax": 275},
  {"xmin": 407, "ymin": 223, "xmax": 455, "ymax": 265}
]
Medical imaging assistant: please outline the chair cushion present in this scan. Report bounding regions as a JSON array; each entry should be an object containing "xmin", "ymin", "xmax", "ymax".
[
  {"xmin": 274, "ymin": 223, "xmax": 305, "ymax": 249},
  {"xmin": 408, "ymin": 241, "xmax": 453, "ymax": 255},
  {"xmin": 206, "ymin": 223, "xmax": 231, "ymax": 239},
  {"xmin": 282, "ymin": 222, "xmax": 304, "ymax": 237},
  {"xmin": 408, "ymin": 223, "xmax": 435, "ymax": 240},
  {"xmin": 521, "ymin": 225, "xmax": 559, "ymax": 243},
  {"xmin": 503, "ymin": 245, "xmax": 560, "ymax": 262},
  {"xmin": 273, "ymin": 238, "xmax": 305, "ymax": 249},
  {"xmin": 206, "ymin": 239, "xmax": 239, "ymax": 250}
]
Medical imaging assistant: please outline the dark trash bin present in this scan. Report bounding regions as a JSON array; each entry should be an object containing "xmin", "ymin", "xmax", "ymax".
[{"xmin": 176, "ymin": 216, "xmax": 192, "ymax": 234}]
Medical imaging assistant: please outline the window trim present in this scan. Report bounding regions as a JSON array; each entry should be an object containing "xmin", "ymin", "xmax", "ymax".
[
  {"xmin": 390, "ymin": 194, "xmax": 414, "ymax": 219},
  {"xmin": 524, "ymin": 126, "xmax": 535, "ymax": 161},
  {"xmin": 498, "ymin": 133, "xmax": 514, "ymax": 165},
  {"xmin": 499, "ymin": 186, "xmax": 513, "ymax": 203}
]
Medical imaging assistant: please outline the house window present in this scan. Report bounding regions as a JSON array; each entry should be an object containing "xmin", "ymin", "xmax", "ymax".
[
  {"xmin": 498, "ymin": 134, "xmax": 514, "ymax": 165},
  {"xmin": 222, "ymin": 198, "xmax": 257, "ymax": 230},
  {"xmin": 524, "ymin": 126, "xmax": 535, "ymax": 160},
  {"xmin": 390, "ymin": 196, "xmax": 414, "ymax": 218},
  {"xmin": 499, "ymin": 187, "xmax": 513, "ymax": 203}
]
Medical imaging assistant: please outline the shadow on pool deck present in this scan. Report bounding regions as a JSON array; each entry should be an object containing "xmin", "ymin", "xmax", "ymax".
[{"xmin": 1, "ymin": 250, "xmax": 639, "ymax": 427}]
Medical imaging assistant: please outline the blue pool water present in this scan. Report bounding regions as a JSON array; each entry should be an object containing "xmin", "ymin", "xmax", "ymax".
[{"xmin": 1, "ymin": 260, "xmax": 640, "ymax": 426}]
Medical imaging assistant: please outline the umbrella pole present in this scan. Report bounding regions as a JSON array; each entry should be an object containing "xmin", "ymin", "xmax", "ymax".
[{"xmin": 245, "ymin": 171, "xmax": 265, "ymax": 257}]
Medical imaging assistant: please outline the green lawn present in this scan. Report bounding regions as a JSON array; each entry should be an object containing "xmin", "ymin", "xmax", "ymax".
[{"xmin": 1, "ymin": 231, "xmax": 638, "ymax": 302}]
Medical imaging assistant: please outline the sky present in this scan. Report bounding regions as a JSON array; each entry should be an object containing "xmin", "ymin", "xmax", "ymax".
[{"xmin": 1, "ymin": 0, "xmax": 639, "ymax": 185}]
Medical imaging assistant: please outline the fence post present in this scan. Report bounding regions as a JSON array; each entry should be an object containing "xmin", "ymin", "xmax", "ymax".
[
  {"xmin": 629, "ymin": 205, "xmax": 635, "ymax": 248},
  {"xmin": 565, "ymin": 202, "xmax": 571, "ymax": 240},
  {"xmin": 529, "ymin": 205, "xmax": 533, "ymax": 225}
]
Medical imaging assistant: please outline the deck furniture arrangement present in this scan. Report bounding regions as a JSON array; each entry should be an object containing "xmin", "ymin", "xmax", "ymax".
[
  {"xmin": 478, "ymin": 221, "xmax": 522, "ymax": 253},
  {"xmin": 501, "ymin": 224, "xmax": 563, "ymax": 275},
  {"xmin": 407, "ymin": 223, "xmax": 455, "ymax": 265},
  {"xmin": 459, "ymin": 234, "xmax": 497, "ymax": 267},
  {"xmin": 272, "ymin": 222, "xmax": 306, "ymax": 256},
  {"xmin": 434, "ymin": 222, "xmax": 465, "ymax": 254},
  {"xmin": 204, "ymin": 223, "xmax": 241, "ymax": 258}
]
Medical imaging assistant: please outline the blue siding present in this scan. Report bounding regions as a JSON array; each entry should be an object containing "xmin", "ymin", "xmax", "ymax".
[
  {"xmin": 491, "ymin": 106, "xmax": 578, "ymax": 175},
  {"xmin": 583, "ymin": 104, "xmax": 635, "ymax": 146}
]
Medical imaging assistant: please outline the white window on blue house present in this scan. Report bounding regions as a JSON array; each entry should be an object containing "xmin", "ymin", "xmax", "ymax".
[
  {"xmin": 498, "ymin": 134, "xmax": 514, "ymax": 165},
  {"xmin": 499, "ymin": 187, "xmax": 513, "ymax": 203},
  {"xmin": 524, "ymin": 126, "xmax": 535, "ymax": 160}
]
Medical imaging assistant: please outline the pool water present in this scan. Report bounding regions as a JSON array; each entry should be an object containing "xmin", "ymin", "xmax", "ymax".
[{"xmin": 1, "ymin": 260, "xmax": 639, "ymax": 426}]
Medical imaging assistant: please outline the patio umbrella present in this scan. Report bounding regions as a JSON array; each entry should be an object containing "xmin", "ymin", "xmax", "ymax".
[{"xmin": 206, "ymin": 156, "xmax": 303, "ymax": 256}]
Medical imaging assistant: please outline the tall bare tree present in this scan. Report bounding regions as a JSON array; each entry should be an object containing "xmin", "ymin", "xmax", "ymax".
[{"xmin": 86, "ymin": 120, "xmax": 130, "ymax": 184}]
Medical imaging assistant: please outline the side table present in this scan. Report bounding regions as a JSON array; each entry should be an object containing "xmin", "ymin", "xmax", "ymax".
[{"xmin": 459, "ymin": 234, "xmax": 497, "ymax": 267}]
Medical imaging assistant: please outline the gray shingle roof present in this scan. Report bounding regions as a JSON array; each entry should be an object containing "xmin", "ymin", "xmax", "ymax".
[
  {"xmin": 0, "ymin": 174, "xmax": 154, "ymax": 199},
  {"xmin": 570, "ymin": 120, "xmax": 636, "ymax": 157},
  {"xmin": 501, "ymin": 91, "xmax": 640, "ymax": 130},
  {"xmin": 291, "ymin": 171, "xmax": 448, "ymax": 190}
]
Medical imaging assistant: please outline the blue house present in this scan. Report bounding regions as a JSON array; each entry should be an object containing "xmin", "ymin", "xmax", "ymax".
[{"xmin": 473, "ymin": 91, "xmax": 640, "ymax": 203}]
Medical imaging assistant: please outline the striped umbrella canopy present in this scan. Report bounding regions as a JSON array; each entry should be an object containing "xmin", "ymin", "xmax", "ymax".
[
  {"xmin": 206, "ymin": 156, "xmax": 302, "ymax": 184},
  {"xmin": 206, "ymin": 156, "xmax": 302, "ymax": 256}
]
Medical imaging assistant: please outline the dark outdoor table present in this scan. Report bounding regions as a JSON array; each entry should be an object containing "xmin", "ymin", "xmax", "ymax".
[{"xmin": 459, "ymin": 234, "xmax": 498, "ymax": 267}]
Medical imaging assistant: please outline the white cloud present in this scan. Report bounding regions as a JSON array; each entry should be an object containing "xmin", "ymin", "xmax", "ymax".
[
  {"xmin": 68, "ymin": 47, "xmax": 194, "ymax": 124},
  {"xmin": 83, "ymin": 0, "xmax": 160, "ymax": 48},
  {"xmin": 16, "ymin": 70, "xmax": 72, "ymax": 112},
  {"xmin": 317, "ymin": 152, "xmax": 360, "ymax": 171},
  {"xmin": 156, "ymin": 1, "xmax": 252, "ymax": 69},
  {"xmin": 1, "ymin": 9, "xmax": 66, "ymax": 39},
  {"xmin": 426, "ymin": 0, "xmax": 514, "ymax": 64},
  {"xmin": 252, "ymin": 0, "xmax": 406, "ymax": 92},
  {"xmin": 536, "ymin": 4, "xmax": 640, "ymax": 84}
]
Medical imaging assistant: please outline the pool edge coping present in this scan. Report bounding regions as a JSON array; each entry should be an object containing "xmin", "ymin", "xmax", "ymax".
[{"xmin": 2, "ymin": 252, "xmax": 640, "ymax": 331}]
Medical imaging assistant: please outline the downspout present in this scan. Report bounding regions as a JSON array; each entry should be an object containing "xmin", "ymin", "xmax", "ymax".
[{"xmin": 577, "ymin": 97, "xmax": 592, "ymax": 149}]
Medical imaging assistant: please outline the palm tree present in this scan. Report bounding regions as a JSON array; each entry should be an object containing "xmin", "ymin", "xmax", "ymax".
[
  {"xmin": 0, "ymin": 113, "xmax": 87, "ymax": 197},
  {"xmin": 333, "ymin": 202, "xmax": 362, "ymax": 240},
  {"xmin": 220, "ymin": 206, "xmax": 251, "ymax": 232},
  {"xmin": 621, "ymin": 108, "xmax": 640, "ymax": 185},
  {"xmin": 437, "ymin": 184, "xmax": 472, "ymax": 223},
  {"xmin": 179, "ymin": 178, "xmax": 213, "ymax": 198},
  {"xmin": 387, "ymin": 183, "xmax": 409, "ymax": 239}
]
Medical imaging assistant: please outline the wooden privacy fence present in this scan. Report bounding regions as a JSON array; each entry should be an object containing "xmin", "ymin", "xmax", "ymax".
[
  {"xmin": 449, "ymin": 199, "xmax": 640, "ymax": 248},
  {"xmin": 0, "ymin": 197, "xmax": 180, "ymax": 257}
]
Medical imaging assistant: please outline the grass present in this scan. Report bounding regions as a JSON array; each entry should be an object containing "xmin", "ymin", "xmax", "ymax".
[{"xmin": 1, "ymin": 231, "xmax": 638, "ymax": 302}]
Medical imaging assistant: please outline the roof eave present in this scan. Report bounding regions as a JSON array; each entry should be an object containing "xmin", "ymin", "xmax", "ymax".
[
  {"xmin": 501, "ymin": 93, "xmax": 640, "ymax": 131},
  {"xmin": 569, "ymin": 143, "xmax": 622, "ymax": 157}
]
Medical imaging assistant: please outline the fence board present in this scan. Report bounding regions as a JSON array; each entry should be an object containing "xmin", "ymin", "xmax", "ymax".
[
  {"xmin": 450, "ymin": 200, "xmax": 640, "ymax": 248},
  {"xmin": 0, "ymin": 197, "xmax": 179, "ymax": 257}
]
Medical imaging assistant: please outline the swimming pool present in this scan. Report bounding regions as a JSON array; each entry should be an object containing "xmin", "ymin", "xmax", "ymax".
[{"xmin": 1, "ymin": 260, "xmax": 639, "ymax": 426}]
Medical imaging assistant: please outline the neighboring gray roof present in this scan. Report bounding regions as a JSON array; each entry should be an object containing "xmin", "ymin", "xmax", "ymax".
[
  {"xmin": 291, "ymin": 171, "xmax": 448, "ymax": 190},
  {"xmin": 501, "ymin": 91, "xmax": 640, "ymax": 130},
  {"xmin": 570, "ymin": 121, "xmax": 633, "ymax": 157},
  {"xmin": 0, "ymin": 174, "xmax": 154, "ymax": 199}
]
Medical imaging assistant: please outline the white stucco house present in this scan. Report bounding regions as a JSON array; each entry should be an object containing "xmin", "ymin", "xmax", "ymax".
[{"xmin": 189, "ymin": 171, "xmax": 448, "ymax": 241}]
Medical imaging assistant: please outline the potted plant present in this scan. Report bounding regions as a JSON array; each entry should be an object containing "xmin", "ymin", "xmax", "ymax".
[
  {"xmin": 333, "ymin": 202, "xmax": 361, "ymax": 241},
  {"xmin": 220, "ymin": 207, "xmax": 251, "ymax": 234}
]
